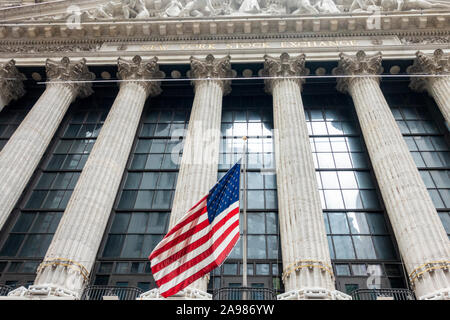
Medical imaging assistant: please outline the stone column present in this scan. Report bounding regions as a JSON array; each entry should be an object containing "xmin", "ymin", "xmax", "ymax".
[
  {"xmin": 26, "ymin": 56, "xmax": 164, "ymax": 299},
  {"xmin": 0, "ymin": 57, "xmax": 94, "ymax": 232},
  {"xmin": 263, "ymin": 53, "xmax": 346, "ymax": 300},
  {"xmin": 334, "ymin": 51, "xmax": 450, "ymax": 300},
  {"xmin": 407, "ymin": 49, "xmax": 450, "ymax": 129},
  {"xmin": 141, "ymin": 55, "xmax": 232, "ymax": 300},
  {"xmin": 0, "ymin": 60, "xmax": 26, "ymax": 113}
]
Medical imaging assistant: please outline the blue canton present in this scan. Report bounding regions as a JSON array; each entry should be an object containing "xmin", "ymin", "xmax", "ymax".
[{"xmin": 206, "ymin": 162, "xmax": 241, "ymax": 224}]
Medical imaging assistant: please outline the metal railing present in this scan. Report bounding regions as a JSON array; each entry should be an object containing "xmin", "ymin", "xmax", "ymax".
[
  {"xmin": 351, "ymin": 288, "xmax": 416, "ymax": 301},
  {"xmin": 81, "ymin": 285, "xmax": 145, "ymax": 300},
  {"xmin": 0, "ymin": 285, "xmax": 14, "ymax": 296},
  {"xmin": 213, "ymin": 287, "xmax": 277, "ymax": 300}
]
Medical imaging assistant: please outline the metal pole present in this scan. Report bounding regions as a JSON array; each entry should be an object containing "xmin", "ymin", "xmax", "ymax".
[{"xmin": 242, "ymin": 136, "xmax": 248, "ymax": 299}]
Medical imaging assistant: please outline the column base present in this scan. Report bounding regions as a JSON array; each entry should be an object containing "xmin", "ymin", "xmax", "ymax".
[
  {"xmin": 277, "ymin": 288, "xmax": 352, "ymax": 300},
  {"xmin": 0, "ymin": 285, "xmax": 79, "ymax": 300},
  {"xmin": 138, "ymin": 287, "xmax": 212, "ymax": 300},
  {"xmin": 419, "ymin": 288, "xmax": 450, "ymax": 300}
]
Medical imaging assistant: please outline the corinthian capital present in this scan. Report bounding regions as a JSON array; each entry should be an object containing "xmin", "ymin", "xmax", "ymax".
[
  {"xmin": 0, "ymin": 60, "xmax": 26, "ymax": 106},
  {"xmin": 117, "ymin": 55, "xmax": 165, "ymax": 98},
  {"xmin": 46, "ymin": 57, "xmax": 95, "ymax": 99},
  {"xmin": 333, "ymin": 51, "xmax": 383, "ymax": 93},
  {"xmin": 189, "ymin": 54, "xmax": 233, "ymax": 95},
  {"xmin": 262, "ymin": 53, "xmax": 309, "ymax": 94},
  {"xmin": 407, "ymin": 49, "xmax": 450, "ymax": 92}
]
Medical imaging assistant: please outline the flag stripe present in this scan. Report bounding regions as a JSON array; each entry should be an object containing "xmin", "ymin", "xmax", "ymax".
[
  {"xmin": 163, "ymin": 196, "xmax": 208, "ymax": 239},
  {"xmin": 150, "ymin": 202, "xmax": 239, "ymax": 267},
  {"xmin": 149, "ymin": 161, "xmax": 241, "ymax": 298},
  {"xmin": 158, "ymin": 225, "xmax": 240, "ymax": 296},
  {"xmin": 160, "ymin": 232, "xmax": 240, "ymax": 298},
  {"xmin": 152, "ymin": 206, "xmax": 240, "ymax": 276},
  {"xmin": 156, "ymin": 219, "xmax": 239, "ymax": 287}
]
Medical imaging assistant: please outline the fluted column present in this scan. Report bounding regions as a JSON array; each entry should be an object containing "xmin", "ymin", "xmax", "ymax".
[
  {"xmin": 0, "ymin": 57, "xmax": 94, "ymax": 232},
  {"xmin": 169, "ymin": 54, "xmax": 232, "ymax": 297},
  {"xmin": 408, "ymin": 49, "xmax": 450, "ymax": 129},
  {"xmin": 0, "ymin": 60, "xmax": 26, "ymax": 112},
  {"xmin": 334, "ymin": 51, "xmax": 450, "ymax": 300},
  {"xmin": 263, "ymin": 53, "xmax": 344, "ymax": 300},
  {"xmin": 28, "ymin": 56, "xmax": 164, "ymax": 299}
]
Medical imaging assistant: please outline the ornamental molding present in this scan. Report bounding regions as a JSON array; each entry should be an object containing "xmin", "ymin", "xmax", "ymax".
[
  {"xmin": 188, "ymin": 54, "xmax": 233, "ymax": 95},
  {"xmin": 117, "ymin": 55, "xmax": 165, "ymax": 97},
  {"xmin": 333, "ymin": 50, "xmax": 383, "ymax": 92},
  {"xmin": 3, "ymin": 0, "xmax": 450, "ymax": 22},
  {"xmin": 262, "ymin": 52, "xmax": 309, "ymax": 93},
  {"xmin": 45, "ymin": 56, "xmax": 96, "ymax": 98},
  {"xmin": 0, "ymin": 7, "xmax": 449, "ymax": 43},
  {"xmin": 407, "ymin": 48, "xmax": 450, "ymax": 92},
  {"xmin": 0, "ymin": 43, "xmax": 102, "ymax": 53},
  {"xmin": 0, "ymin": 59, "xmax": 26, "ymax": 105}
]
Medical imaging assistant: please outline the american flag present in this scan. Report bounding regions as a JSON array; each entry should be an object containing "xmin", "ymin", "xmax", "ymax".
[{"xmin": 149, "ymin": 162, "xmax": 241, "ymax": 298}]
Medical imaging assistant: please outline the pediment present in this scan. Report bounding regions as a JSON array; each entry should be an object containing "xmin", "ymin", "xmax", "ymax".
[{"xmin": 2, "ymin": 0, "xmax": 450, "ymax": 23}]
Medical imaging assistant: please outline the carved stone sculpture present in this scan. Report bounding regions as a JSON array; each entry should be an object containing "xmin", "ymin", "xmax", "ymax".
[
  {"xmin": 315, "ymin": 0, "xmax": 341, "ymax": 13},
  {"xmin": 122, "ymin": 0, "xmax": 150, "ymax": 18},
  {"xmin": 287, "ymin": 0, "xmax": 320, "ymax": 14},
  {"xmin": 179, "ymin": 0, "xmax": 217, "ymax": 16},
  {"xmin": 29, "ymin": 0, "xmax": 450, "ymax": 21},
  {"xmin": 239, "ymin": 0, "xmax": 262, "ymax": 13},
  {"xmin": 380, "ymin": 0, "xmax": 450, "ymax": 11}
]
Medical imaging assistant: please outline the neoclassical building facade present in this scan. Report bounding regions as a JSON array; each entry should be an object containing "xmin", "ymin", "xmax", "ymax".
[{"xmin": 0, "ymin": 0, "xmax": 449, "ymax": 300}]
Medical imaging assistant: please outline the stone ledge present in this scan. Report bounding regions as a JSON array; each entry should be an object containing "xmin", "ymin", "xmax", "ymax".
[
  {"xmin": 138, "ymin": 287, "xmax": 212, "ymax": 300},
  {"xmin": 277, "ymin": 288, "xmax": 352, "ymax": 300}
]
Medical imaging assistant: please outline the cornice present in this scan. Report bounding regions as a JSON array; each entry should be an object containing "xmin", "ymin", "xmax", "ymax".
[{"xmin": 0, "ymin": 11, "xmax": 449, "ymax": 43}]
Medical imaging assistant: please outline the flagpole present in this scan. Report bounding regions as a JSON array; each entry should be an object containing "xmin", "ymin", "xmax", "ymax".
[{"xmin": 242, "ymin": 136, "xmax": 248, "ymax": 299}]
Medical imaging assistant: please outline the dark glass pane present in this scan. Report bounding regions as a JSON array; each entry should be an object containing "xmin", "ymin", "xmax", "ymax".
[
  {"xmin": 366, "ymin": 214, "xmax": 388, "ymax": 234},
  {"xmin": 11, "ymin": 214, "xmax": 35, "ymax": 233},
  {"xmin": 124, "ymin": 172, "xmax": 142, "ymax": 189},
  {"xmin": 147, "ymin": 212, "xmax": 169, "ymax": 233},
  {"xmin": 328, "ymin": 212, "xmax": 349, "ymax": 234},
  {"xmin": 31, "ymin": 212, "xmax": 61, "ymax": 233},
  {"xmin": 118, "ymin": 191, "xmax": 137, "ymax": 209},
  {"xmin": 0, "ymin": 234, "xmax": 25, "ymax": 256},
  {"xmin": 333, "ymin": 236, "xmax": 355, "ymax": 259},
  {"xmin": 19, "ymin": 234, "xmax": 52, "ymax": 257},
  {"xmin": 36, "ymin": 173, "xmax": 57, "ymax": 189},
  {"xmin": 25, "ymin": 191, "xmax": 47, "ymax": 208},
  {"xmin": 373, "ymin": 236, "xmax": 397, "ymax": 260},
  {"xmin": 353, "ymin": 236, "xmax": 376, "ymax": 259},
  {"xmin": 103, "ymin": 235, "xmax": 125, "ymax": 257},
  {"xmin": 128, "ymin": 213, "xmax": 148, "ymax": 233},
  {"xmin": 248, "ymin": 235, "xmax": 266, "ymax": 259},
  {"xmin": 248, "ymin": 213, "xmax": 264, "ymax": 234},
  {"xmin": 121, "ymin": 235, "xmax": 144, "ymax": 258},
  {"xmin": 110, "ymin": 213, "xmax": 130, "ymax": 233}
]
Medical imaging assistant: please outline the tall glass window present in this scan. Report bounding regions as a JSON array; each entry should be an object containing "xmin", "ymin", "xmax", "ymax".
[
  {"xmin": 209, "ymin": 84, "xmax": 282, "ymax": 295},
  {"xmin": 0, "ymin": 86, "xmax": 115, "ymax": 288},
  {"xmin": 384, "ymin": 82, "xmax": 450, "ymax": 239},
  {"xmin": 0, "ymin": 87, "xmax": 40, "ymax": 151},
  {"xmin": 302, "ymin": 87, "xmax": 407, "ymax": 295},
  {"xmin": 93, "ymin": 84, "xmax": 193, "ymax": 291}
]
